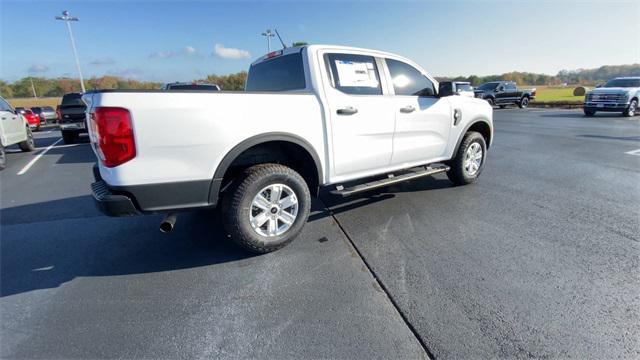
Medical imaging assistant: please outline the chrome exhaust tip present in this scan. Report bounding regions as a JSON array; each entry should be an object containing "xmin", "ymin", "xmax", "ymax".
[{"xmin": 160, "ymin": 213, "xmax": 177, "ymax": 233}]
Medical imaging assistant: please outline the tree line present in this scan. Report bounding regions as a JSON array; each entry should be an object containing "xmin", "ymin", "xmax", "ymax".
[
  {"xmin": 437, "ymin": 64, "xmax": 640, "ymax": 87},
  {"xmin": 2, "ymin": 64, "xmax": 638, "ymax": 99}
]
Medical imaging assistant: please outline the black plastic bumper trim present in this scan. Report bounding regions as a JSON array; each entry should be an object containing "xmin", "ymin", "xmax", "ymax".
[{"xmin": 91, "ymin": 180, "xmax": 140, "ymax": 217}]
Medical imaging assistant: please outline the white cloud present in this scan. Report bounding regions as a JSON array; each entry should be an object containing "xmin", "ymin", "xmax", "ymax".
[
  {"xmin": 106, "ymin": 68, "xmax": 142, "ymax": 79},
  {"xmin": 28, "ymin": 64, "xmax": 49, "ymax": 73},
  {"xmin": 149, "ymin": 51, "xmax": 174, "ymax": 59},
  {"xmin": 90, "ymin": 57, "xmax": 116, "ymax": 65},
  {"xmin": 184, "ymin": 46, "xmax": 196, "ymax": 55},
  {"xmin": 213, "ymin": 44, "xmax": 250, "ymax": 59}
]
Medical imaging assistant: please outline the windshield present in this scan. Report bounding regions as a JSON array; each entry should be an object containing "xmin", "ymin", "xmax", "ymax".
[
  {"xmin": 246, "ymin": 53, "xmax": 306, "ymax": 92},
  {"xmin": 477, "ymin": 82, "xmax": 499, "ymax": 91},
  {"xmin": 604, "ymin": 78, "xmax": 640, "ymax": 88},
  {"xmin": 61, "ymin": 94, "xmax": 85, "ymax": 107}
]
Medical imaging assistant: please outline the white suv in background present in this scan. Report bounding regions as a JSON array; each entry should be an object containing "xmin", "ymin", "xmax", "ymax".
[{"xmin": 0, "ymin": 96, "xmax": 35, "ymax": 170}]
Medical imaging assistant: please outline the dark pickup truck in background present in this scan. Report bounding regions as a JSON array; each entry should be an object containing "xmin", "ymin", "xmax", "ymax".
[
  {"xmin": 474, "ymin": 81, "xmax": 536, "ymax": 108},
  {"xmin": 58, "ymin": 93, "xmax": 87, "ymax": 144}
]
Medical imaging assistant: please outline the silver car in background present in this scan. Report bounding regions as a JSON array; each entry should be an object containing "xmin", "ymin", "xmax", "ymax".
[{"xmin": 584, "ymin": 77, "xmax": 640, "ymax": 117}]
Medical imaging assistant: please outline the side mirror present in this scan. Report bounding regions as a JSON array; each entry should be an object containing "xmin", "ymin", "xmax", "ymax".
[{"xmin": 438, "ymin": 83, "xmax": 455, "ymax": 97}]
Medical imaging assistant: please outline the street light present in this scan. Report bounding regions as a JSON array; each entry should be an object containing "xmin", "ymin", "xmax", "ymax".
[
  {"xmin": 261, "ymin": 29, "xmax": 275, "ymax": 52},
  {"xmin": 55, "ymin": 10, "xmax": 85, "ymax": 93}
]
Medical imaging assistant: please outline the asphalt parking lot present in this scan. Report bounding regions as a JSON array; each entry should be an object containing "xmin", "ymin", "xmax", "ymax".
[{"xmin": 1, "ymin": 109, "xmax": 639, "ymax": 359}]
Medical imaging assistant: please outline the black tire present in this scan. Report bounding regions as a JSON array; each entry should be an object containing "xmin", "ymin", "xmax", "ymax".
[
  {"xmin": 446, "ymin": 131, "xmax": 487, "ymax": 186},
  {"xmin": 486, "ymin": 98, "xmax": 495, "ymax": 107},
  {"xmin": 222, "ymin": 163, "xmax": 311, "ymax": 254},
  {"xmin": 62, "ymin": 130, "xmax": 78, "ymax": 144},
  {"xmin": 583, "ymin": 108, "xmax": 596, "ymax": 116},
  {"xmin": 0, "ymin": 145, "xmax": 6, "ymax": 171},
  {"xmin": 518, "ymin": 96, "xmax": 530, "ymax": 109},
  {"xmin": 623, "ymin": 99, "xmax": 637, "ymax": 117},
  {"xmin": 18, "ymin": 127, "xmax": 36, "ymax": 152},
  {"xmin": 499, "ymin": 105, "xmax": 506, "ymax": 109}
]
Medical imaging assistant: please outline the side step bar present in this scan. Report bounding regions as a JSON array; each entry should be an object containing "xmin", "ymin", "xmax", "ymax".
[{"xmin": 330, "ymin": 164, "xmax": 450, "ymax": 197}]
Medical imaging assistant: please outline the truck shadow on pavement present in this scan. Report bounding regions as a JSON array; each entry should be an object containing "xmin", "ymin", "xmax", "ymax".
[
  {"xmin": 1, "ymin": 177, "xmax": 451, "ymax": 297},
  {"xmin": 0, "ymin": 199, "xmax": 258, "ymax": 297}
]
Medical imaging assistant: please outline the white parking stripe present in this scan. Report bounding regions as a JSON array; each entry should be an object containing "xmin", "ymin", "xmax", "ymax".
[
  {"xmin": 17, "ymin": 138, "xmax": 63, "ymax": 175},
  {"xmin": 625, "ymin": 149, "xmax": 640, "ymax": 156}
]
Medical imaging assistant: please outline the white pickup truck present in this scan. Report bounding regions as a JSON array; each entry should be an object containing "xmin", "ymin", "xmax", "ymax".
[{"xmin": 85, "ymin": 45, "xmax": 493, "ymax": 253}]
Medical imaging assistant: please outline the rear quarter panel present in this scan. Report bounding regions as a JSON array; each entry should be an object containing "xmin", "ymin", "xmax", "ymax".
[{"xmin": 88, "ymin": 92, "xmax": 326, "ymax": 187}]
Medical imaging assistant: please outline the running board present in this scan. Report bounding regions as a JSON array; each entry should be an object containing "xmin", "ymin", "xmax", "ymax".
[{"xmin": 330, "ymin": 164, "xmax": 450, "ymax": 197}]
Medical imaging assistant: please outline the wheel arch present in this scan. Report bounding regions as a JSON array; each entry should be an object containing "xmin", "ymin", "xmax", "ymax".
[
  {"xmin": 452, "ymin": 119, "xmax": 493, "ymax": 156},
  {"xmin": 209, "ymin": 132, "xmax": 323, "ymax": 205}
]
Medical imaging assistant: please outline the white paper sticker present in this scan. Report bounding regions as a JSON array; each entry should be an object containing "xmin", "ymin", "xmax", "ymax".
[{"xmin": 335, "ymin": 60, "xmax": 379, "ymax": 88}]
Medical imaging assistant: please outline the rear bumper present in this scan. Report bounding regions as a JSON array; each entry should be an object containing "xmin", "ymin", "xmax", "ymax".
[
  {"xmin": 91, "ymin": 166, "xmax": 139, "ymax": 217},
  {"xmin": 90, "ymin": 164, "xmax": 218, "ymax": 216}
]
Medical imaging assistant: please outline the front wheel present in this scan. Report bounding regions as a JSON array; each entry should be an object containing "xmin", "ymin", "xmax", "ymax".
[
  {"xmin": 446, "ymin": 131, "xmax": 487, "ymax": 186},
  {"xmin": 623, "ymin": 99, "xmax": 637, "ymax": 117},
  {"xmin": 18, "ymin": 127, "xmax": 36, "ymax": 152},
  {"xmin": 584, "ymin": 108, "xmax": 596, "ymax": 116},
  {"xmin": 222, "ymin": 163, "xmax": 311, "ymax": 253},
  {"xmin": 486, "ymin": 98, "xmax": 495, "ymax": 107},
  {"xmin": 518, "ymin": 96, "xmax": 530, "ymax": 109}
]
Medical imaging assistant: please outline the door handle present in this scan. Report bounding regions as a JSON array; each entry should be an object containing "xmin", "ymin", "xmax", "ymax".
[
  {"xmin": 337, "ymin": 107, "xmax": 358, "ymax": 115},
  {"xmin": 399, "ymin": 105, "xmax": 416, "ymax": 113}
]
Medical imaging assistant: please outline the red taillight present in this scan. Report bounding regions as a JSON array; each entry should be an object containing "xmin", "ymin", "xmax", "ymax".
[{"xmin": 92, "ymin": 107, "xmax": 136, "ymax": 168}]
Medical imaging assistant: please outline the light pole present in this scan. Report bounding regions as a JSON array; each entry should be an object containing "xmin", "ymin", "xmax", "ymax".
[
  {"xmin": 55, "ymin": 10, "xmax": 85, "ymax": 93},
  {"xmin": 261, "ymin": 29, "xmax": 275, "ymax": 52}
]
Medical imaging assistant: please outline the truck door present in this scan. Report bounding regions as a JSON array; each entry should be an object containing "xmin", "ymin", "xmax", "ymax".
[
  {"xmin": 319, "ymin": 52, "xmax": 395, "ymax": 178},
  {"xmin": 494, "ymin": 83, "xmax": 509, "ymax": 104},
  {"xmin": 383, "ymin": 58, "xmax": 451, "ymax": 165},
  {"xmin": 505, "ymin": 82, "xmax": 518, "ymax": 102}
]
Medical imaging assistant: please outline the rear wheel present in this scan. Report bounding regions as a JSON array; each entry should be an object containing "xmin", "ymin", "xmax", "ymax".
[
  {"xmin": 584, "ymin": 108, "xmax": 596, "ymax": 116},
  {"xmin": 62, "ymin": 130, "xmax": 78, "ymax": 144},
  {"xmin": 222, "ymin": 163, "xmax": 311, "ymax": 254},
  {"xmin": 18, "ymin": 127, "xmax": 35, "ymax": 152},
  {"xmin": 499, "ymin": 105, "xmax": 506, "ymax": 109},
  {"xmin": 518, "ymin": 96, "xmax": 530, "ymax": 108},
  {"xmin": 0, "ymin": 145, "xmax": 6, "ymax": 170},
  {"xmin": 623, "ymin": 99, "xmax": 637, "ymax": 117},
  {"xmin": 446, "ymin": 131, "xmax": 487, "ymax": 185}
]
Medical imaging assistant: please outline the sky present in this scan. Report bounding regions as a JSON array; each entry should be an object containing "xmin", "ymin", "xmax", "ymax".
[{"xmin": 1, "ymin": 0, "xmax": 639, "ymax": 83}]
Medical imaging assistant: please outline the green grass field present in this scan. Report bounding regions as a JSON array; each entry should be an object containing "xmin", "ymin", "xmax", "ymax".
[
  {"xmin": 532, "ymin": 86, "xmax": 585, "ymax": 103},
  {"xmin": 7, "ymin": 97, "xmax": 62, "ymax": 108}
]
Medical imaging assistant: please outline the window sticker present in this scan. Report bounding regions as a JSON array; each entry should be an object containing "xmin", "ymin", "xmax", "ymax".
[{"xmin": 335, "ymin": 60, "xmax": 379, "ymax": 88}]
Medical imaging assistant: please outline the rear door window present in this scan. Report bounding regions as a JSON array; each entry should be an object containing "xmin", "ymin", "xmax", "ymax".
[{"xmin": 325, "ymin": 53, "xmax": 382, "ymax": 95}]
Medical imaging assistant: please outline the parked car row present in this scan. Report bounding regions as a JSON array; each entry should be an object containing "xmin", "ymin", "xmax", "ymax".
[{"xmin": 13, "ymin": 105, "xmax": 57, "ymax": 130}]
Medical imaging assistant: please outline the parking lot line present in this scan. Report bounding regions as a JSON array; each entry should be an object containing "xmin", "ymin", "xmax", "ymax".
[{"xmin": 17, "ymin": 138, "xmax": 63, "ymax": 176}]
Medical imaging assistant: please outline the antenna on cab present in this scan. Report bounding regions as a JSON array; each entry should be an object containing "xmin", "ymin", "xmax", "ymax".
[{"xmin": 274, "ymin": 29, "xmax": 287, "ymax": 49}]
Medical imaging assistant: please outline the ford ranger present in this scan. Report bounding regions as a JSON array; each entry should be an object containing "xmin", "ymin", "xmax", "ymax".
[
  {"xmin": 85, "ymin": 45, "xmax": 493, "ymax": 253},
  {"xmin": 584, "ymin": 77, "xmax": 640, "ymax": 117}
]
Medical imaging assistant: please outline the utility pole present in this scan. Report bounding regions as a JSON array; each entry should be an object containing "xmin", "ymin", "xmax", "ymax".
[
  {"xmin": 30, "ymin": 78, "xmax": 37, "ymax": 98},
  {"xmin": 261, "ymin": 29, "xmax": 275, "ymax": 52},
  {"xmin": 55, "ymin": 10, "xmax": 86, "ymax": 93}
]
